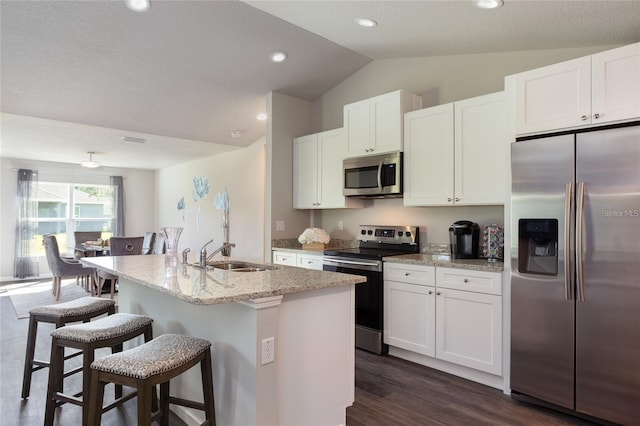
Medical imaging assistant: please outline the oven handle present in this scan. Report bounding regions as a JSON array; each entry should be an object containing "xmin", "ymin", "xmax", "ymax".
[{"xmin": 323, "ymin": 256, "xmax": 381, "ymax": 272}]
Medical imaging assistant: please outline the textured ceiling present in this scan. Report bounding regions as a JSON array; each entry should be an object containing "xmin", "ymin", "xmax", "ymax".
[{"xmin": 1, "ymin": 0, "xmax": 639, "ymax": 170}]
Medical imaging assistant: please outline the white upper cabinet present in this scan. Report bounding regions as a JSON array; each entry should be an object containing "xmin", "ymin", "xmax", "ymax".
[
  {"xmin": 454, "ymin": 92, "xmax": 508, "ymax": 206},
  {"xmin": 344, "ymin": 90, "xmax": 422, "ymax": 157},
  {"xmin": 591, "ymin": 43, "xmax": 640, "ymax": 124},
  {"xmin": 513, "ymin": 42, "xmax": 640, "ymax": 136},
  {"xmin": 403, "ymin": 103, "xmax": 455, "ymax": 206},
  {"xmin": 404, "ymin": 92, "xmax": 507, "ymax": 206},
  {"xmin": 293, "ymin": 128, "xmax": 363, "ymax": 210}
]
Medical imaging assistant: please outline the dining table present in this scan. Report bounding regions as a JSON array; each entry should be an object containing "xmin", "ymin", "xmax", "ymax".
[{"xmin": 74, "ymin": 244, "xmax": 110, "ymax": 258}]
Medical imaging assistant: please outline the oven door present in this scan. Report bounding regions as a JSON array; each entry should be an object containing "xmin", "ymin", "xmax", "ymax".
[{"xmin": 323, "ymin": 256, "xmax": 387, "ymax": 354}]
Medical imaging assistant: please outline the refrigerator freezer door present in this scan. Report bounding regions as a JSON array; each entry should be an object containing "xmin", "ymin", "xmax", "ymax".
[
  {"xmin": 510, "ymin": 135, "xmax": 575, "ymax": 410},
  {"xmin": 575, "ymin": 126, "xmax": 640, "ymax": 424}
]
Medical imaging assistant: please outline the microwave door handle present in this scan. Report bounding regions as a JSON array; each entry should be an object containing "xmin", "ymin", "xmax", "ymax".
[{"xmin": 377, "ymin": 160, "xmax": 383, "ymax": 191}]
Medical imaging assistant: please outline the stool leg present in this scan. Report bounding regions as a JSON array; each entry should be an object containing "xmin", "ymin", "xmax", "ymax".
[
  {"xmin": 82, "ymin": 347, "xmax": 96, "ymax": 426},
  {"xmin": 159, "ymin": 381, "xmax": 170, "ymax": 426},
  {"xmin": 21, "ymin": 315, "xmax": 38, "ymax": 399},
  {"xmin": 44, "ymin": 339, "xmax": 64, "ymax": 426},
  {"xmin": 201, "ymin": 349, "xmax": 216, "ymax": 426},
  {"xmin": 111, "ymin": 343, "xmax": 124, "ymax": 399},
  {"xmin": 137, "ymin": 380, "xmax": 153, "ymax": 426},
  {"xmin": 88, "ymin": 369, "xmax": 105, "ymax": 426}
]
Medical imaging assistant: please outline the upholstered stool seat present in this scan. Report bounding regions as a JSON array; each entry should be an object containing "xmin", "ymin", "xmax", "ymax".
[
  {"xmin": 44, "ymin": 313, "xmax": 153, "ymax": 426},
  {"xmin": 21, "ymin": 297, "xmax": 116, "ymax": 399},
  {"xmin": 89, "ymin": 333, "xmax": 216, "ymax": 426}
]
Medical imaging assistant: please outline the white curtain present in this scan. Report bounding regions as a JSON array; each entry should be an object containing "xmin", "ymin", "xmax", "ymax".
[
  {"xmin": 14, "ymin": 169, "xmax": 39, "ymax": 278},
  {"xmin": 110, "ymin": 176, "xmax": 125, "ymax": 236}
]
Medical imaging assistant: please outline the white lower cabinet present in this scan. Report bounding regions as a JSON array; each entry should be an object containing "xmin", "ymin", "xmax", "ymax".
[
  {"xmin": 435, "ymin": 288, "xmax": 502, "ymax": 375},
  {"xmin": 384, "ymin": 264, "xmax": 436, "ymax": 356},
  {"xmin": 297, "ymin": 253, "xmax": 323, "ymax": 270},
  {"xmin": 272, "ymin": 251, "xmax": 298, "ymax": 267},
  {"xmin": 272, "ymin": 250, "xmax": 323, "ymax": 270},
  {"xmin": 384, "ymin": 263, "xmax": 502, "ymax": 382}
]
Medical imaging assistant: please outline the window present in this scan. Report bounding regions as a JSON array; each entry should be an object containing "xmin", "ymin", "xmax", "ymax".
[{"xmin": 33, "ymin": 182, "xmax": 115, "ymax": 254}]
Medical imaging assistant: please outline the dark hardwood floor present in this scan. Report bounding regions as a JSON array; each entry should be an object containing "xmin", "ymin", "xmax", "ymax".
[{"xmin": 1, "ymin": 293, "xmax": 594, "ymax": 425}]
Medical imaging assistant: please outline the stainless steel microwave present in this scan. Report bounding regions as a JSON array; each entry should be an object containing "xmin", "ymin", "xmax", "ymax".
[{"xmin": 343, "ymin": 152, "xmax": 402, "ymax": 197}]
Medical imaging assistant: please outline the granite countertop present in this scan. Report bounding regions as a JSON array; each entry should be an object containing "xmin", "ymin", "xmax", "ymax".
[
  {"xmin": 81, "ymin": 255, "xmax": 365, "ymax": 305},
  {"xmin": 272, "ymin": 247, "xmax": 325, "ymax": 255},
  {"xmin": 383, "ymin": 253, "xmax": 504, "ymax": 272}
]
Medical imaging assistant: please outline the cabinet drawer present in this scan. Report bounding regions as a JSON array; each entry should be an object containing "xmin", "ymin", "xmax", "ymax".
[
  {"xmin": 273, "ymin": 251, "xmax": 297, "ymax": 267},
  {"xmin": 384, "ymin": 263, "xmax": 435, "ymax": 286},
  {"xmin": 436, "ymin": 268, "xmax": 501, "ymax": 295},
  {"xmin": 297, "ymin": 254, "xmax": 323, "ymax": 270}
]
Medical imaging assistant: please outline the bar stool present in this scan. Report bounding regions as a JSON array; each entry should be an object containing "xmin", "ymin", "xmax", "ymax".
[
  {"xmin": 89, "ymin": 334, "xmax": 216, "ymax": 426},
  {"xmin": 21, "ymin": 297, "xmax": 116, "ymax": 399},
  {"xmin": 44, "ymin": 313, "xmax": 154, "ymax": 426}
]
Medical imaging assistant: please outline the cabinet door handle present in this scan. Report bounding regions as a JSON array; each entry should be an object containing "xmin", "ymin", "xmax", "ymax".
[
  {"xmin": 594, "ymin": 113, "xmax": 600, "ymax": 119},
  {"xmin": 581, "ymin": 115, "xmax": 588, "ymax": 121},
  {"xmin": 436, "ymin": 291, "xmax": 441, "ymax": 296},
  {"xmin": 428, "ymin": 290, "xmax": 433, "ymax": 295},
  {"xmin": 464, "ymin": 278, "xmax": 469, "ymax": 283},
  {"xmin": 455, "ymin": 197, "xmax": 460, "ymax": 202},
  {"xmin": 404, "ymin": 272, "xmax": 410, "ymax": 276},
  {"xmin": 447, "ymin": 197, "xmax": 452, "ymax": 202}
]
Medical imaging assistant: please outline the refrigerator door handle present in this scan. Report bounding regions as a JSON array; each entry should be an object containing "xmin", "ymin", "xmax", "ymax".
[
  {"xmin": 564, "ymin": 182, "xmax": 573, "ymax": 300},
  {"xmin": 576, "ymin": 181, "xmax": 586, "ymax": 302}
]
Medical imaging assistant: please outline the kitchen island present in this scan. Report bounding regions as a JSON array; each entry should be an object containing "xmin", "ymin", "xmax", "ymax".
[{"xmin": 81, "ymin": 255, "xmax": 365, "ymax": 426}]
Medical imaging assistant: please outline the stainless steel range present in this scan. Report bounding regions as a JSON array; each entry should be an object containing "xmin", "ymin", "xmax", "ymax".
[{"xmin": 323, "ymin": 225, "xmax": 419, "ymax": 354}]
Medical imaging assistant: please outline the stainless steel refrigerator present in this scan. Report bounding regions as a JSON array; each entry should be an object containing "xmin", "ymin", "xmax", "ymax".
[{"xmin": 510, "ymin": 124, "xmax": 640, "ymax": 424}]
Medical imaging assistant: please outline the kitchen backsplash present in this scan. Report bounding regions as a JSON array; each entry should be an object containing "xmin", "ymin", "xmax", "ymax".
[{"xmin": 273, "ymin": 239, "xmax": 454, "ymax": 256}]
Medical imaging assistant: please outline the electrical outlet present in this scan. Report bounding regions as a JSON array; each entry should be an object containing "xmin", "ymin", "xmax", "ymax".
[
  {"xmin": 261, "ymin": 337, "xmax": 275, "ymax": 365},
  {"xmin": 276, "ymin": 220, "xmax": 285, "ymax": 231},
  {"xmin": 338, "ymin": 220, "xmax": 344, "ymax": 231}
]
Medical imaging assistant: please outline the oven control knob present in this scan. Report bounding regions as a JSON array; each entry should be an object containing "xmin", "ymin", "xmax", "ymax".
[
  {"xmin": 405, "ymin": 231, "xmax": 411, "ymax": 237},
  {"xmin": 360, "ymin": 230, "xmax": 366, "ymax": 235},
  {"xmin": 398, "ymin": 231, "xmax": 403, "ymax": 236},
  {"xmin": 367, "ymin": 230, "xmax": 373, "ymax": 235}
]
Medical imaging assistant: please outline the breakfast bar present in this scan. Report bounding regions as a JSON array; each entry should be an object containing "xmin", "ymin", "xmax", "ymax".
[{"xmin": 81, "ymin": 254, "xmax": 365, "ymax": 426}]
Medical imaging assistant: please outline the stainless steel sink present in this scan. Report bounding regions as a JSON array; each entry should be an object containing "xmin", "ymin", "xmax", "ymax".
[{"xmin": 207, "ymin": 260, "xmax": 280, "ymax": 272}]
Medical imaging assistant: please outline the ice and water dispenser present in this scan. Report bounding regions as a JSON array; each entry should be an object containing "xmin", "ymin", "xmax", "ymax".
[{"xmin": 518, "ymin": 219, "xmax": 558, "ymax": 276}]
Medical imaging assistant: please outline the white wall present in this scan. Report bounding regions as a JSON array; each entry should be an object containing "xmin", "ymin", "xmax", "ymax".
[
  {"xmin": 155, "ymin": 139, "xmax": 265, "ymax": 263},
  {"xmin": 265, "ymin": 92, "xmax": 315, "ymax": 254},
  {"xmin": 0, "ymin": 157, "xmax": 155, "ymax": 279}
]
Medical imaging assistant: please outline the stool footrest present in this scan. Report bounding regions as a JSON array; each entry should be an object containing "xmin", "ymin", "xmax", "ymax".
[
  {"xmin": 168, "ymin": 395, "xmax": 206, "ymax": 411},
  {"xmin": 55, "ymin": 391, "xmax": 83, "ymax": 407},
  {"xmin": 101, "ymin": 390, "xmax": 137, "ymax": 413},
  {"xmin": 63, "ymin": 365, "xmax": 83, "ymax": 378}
]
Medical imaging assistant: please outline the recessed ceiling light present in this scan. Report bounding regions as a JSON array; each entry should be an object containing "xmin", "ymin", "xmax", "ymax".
[
  {"xmin": 257, "ymin": 113, "xmax": 268, "ymax": 121},
  {"xmin": 355, "ymin": 18, "xmax": 377, "ymax": 28},
  {"xmin": 269, "ymin": 51, "xmax": 288, "ymax": 63},
  {"xmin": 472, "ymin": 0, "xmax": 504, "ymax": 9},
  {"xmin": 125, "ymin": 0, "xmax": 150, "ymax": 12},
  {"xmin": 230, "ymin": 130, "xmax": 242, "ymax": 138}
]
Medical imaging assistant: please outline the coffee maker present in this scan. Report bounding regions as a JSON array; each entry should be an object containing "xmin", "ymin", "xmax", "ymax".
[{"xmin": 449, "ymin": 220, "xmax": 480, "ymax": 259}]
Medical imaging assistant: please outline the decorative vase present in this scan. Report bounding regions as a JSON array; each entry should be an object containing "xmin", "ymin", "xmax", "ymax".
[{"xmin": 162, "ymin": 226, "xmax": 183, "ymax": 259}]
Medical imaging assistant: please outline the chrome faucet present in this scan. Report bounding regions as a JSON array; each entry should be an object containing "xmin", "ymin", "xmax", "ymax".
[
  {"xmin": 206, "ymin": 242, "xmax": 236, "ymax": 262},
  {"xmin": 199, "ymin": 239, "xmax": 214, "ymax": 267}
]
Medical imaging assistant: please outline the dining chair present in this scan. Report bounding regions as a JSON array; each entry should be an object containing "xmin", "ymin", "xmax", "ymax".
[
  {"xmin": 141, "ymin": 232, "xmax": 156, "ymax": 255},
  {"xmin": 43, "ymin": 234, "xmax": 96, "ymax": 301},
  {"xmin": 96, "ymin": 236, "xmax": 144, "ymax": 299}
]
